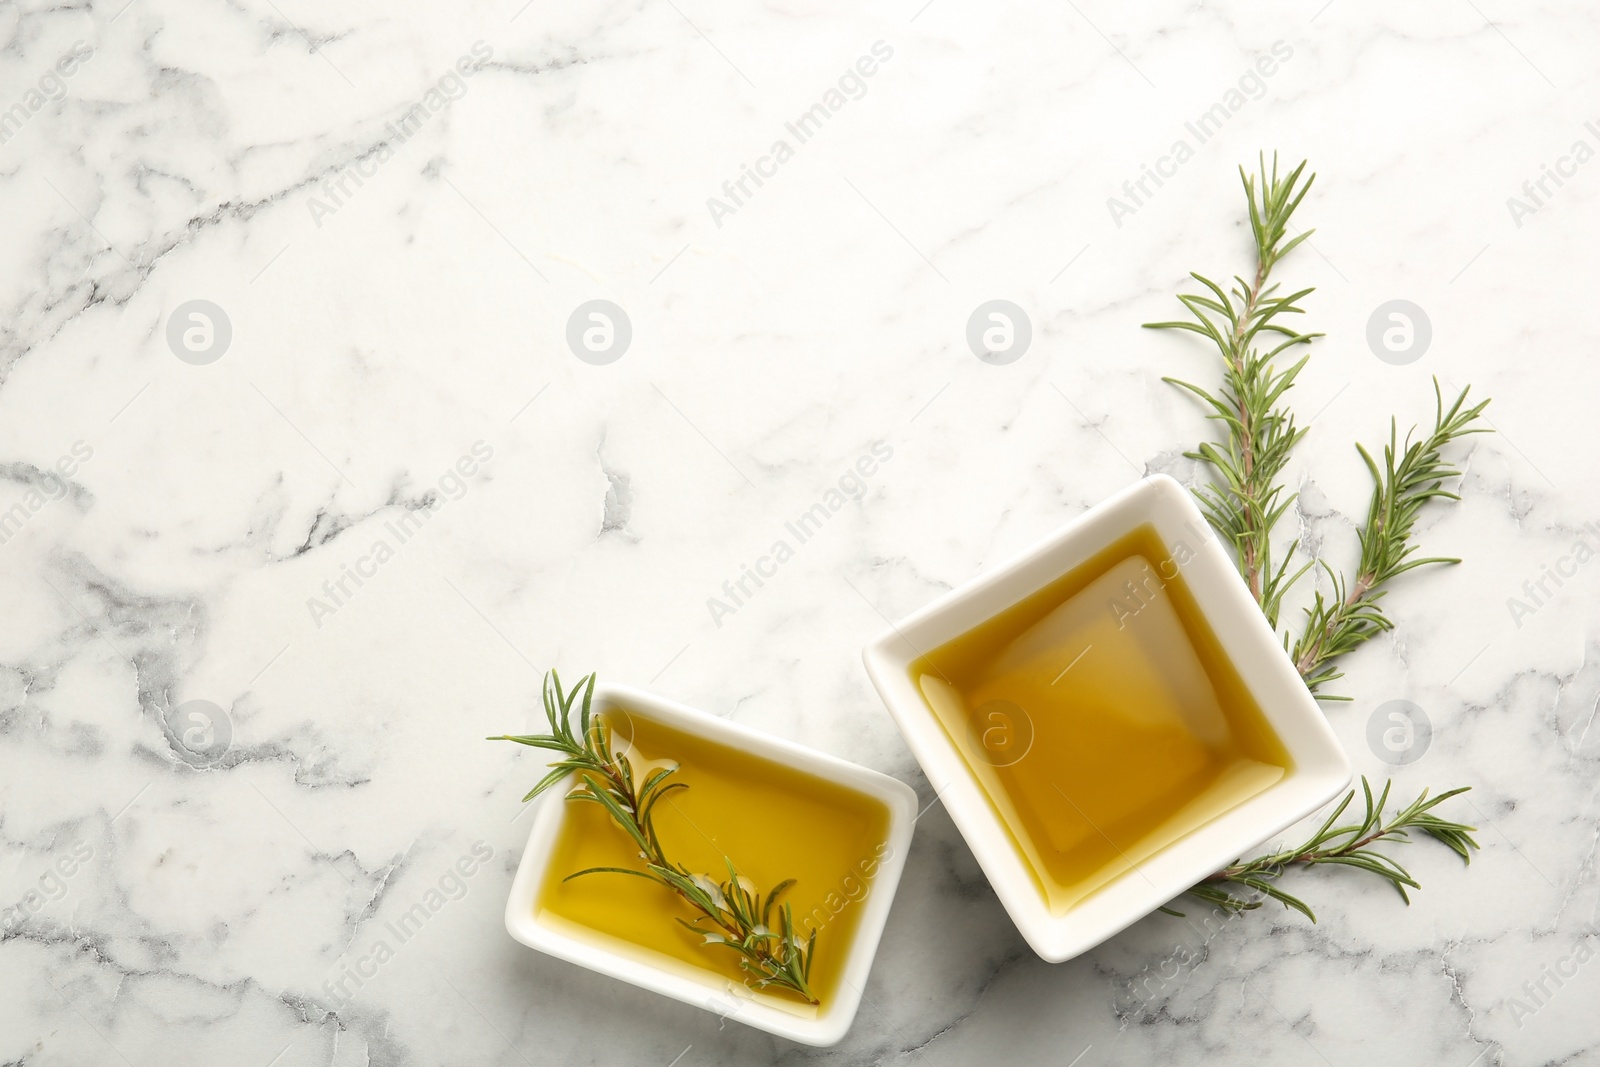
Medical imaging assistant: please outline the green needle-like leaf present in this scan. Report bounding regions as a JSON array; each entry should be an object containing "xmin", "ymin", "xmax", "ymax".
[
  {"xmin": 1152, "ymin": 154, "xmax": 1487, "ymax": 924},
  {"xmin": 1187, "ymin": 777, "xmax": 1479, "ymax": 919},
  {"xmin": 492, "ymin": 671, "xmax": 819, "ymax": 1004}
]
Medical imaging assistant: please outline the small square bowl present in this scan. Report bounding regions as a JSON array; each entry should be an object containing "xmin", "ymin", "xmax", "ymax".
[
  {"xmin": 862, "ymin": 474, "xmax": 1350, "ymax": 963},
  {"xmin": 503, "ymin": 682, "xmax": 918, "ymax": 1047}
]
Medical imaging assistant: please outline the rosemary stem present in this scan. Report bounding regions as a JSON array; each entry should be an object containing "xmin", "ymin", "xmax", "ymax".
[
  {"xmin": 1149, "ymin": 154, "xmax": 1485, "ymax": 921},
  {"xmin": 1229, "ymin": 257, "xmax": 1271, "ymax": 603},
  {"xmin": 495, "ymin": 672, "xmax": 820, "ymax": 1004},
  {"xmin": 578, "ymin": 752, "xmax": 749, "ymax": 942}
]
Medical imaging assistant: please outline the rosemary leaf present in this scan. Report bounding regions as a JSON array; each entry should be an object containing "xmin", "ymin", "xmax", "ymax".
[
  {"xmin": 1145, "ymin": 153, "xmax": 1321, "ymax": 628},
  {"xmin": 1153, "ymin": 154, "xmax": 1487, "ymax": 921},
  {"xmin": 1186, "ymin": 777, "xmax": 1479, "ymax": 921},
  {"xmin": 492, "ymin": 671, "xmax": 819, "ymax": 1004},
  {"xmin": 1291, "ymin": 379, "xmax": 1491, "ymax": 695}
]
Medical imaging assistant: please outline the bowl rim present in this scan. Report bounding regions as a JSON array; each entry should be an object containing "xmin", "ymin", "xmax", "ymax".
[
  {"xmin": 502, "ymin": 681, "xmax": 919, "ymax": 1046},
  {"xmin": 861, "ymin": 474, "xmax": 1351, "ymax": 962}
]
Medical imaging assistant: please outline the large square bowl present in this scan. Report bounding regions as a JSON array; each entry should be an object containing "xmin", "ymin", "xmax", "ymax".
[{"xmin": 861, "ymin": 474, "xmax": 1350, "ymax": 962}]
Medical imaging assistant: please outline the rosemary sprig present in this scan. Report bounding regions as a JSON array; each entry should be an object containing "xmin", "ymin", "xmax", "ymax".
[
  {"xmin": 490, "ymin": 671, "xmax": 818, "ymax": 1003},
  {"xmin": 1290, "ymin": 381, "xmax": 1491, "ymax": 695},
  {"xmin": 1148, "ymin": 155, "xmax": 1491, "ymax": 690},
  {"xmin": 1149, "ymin": 153, "xmax": 1486, "ymax": 919},
  {"xmin": 1182, "ymin": 778, "xmax": 1478, "ymax": 922},
  {"xmin": 1145, "ymin": 154, "xmax": 1321, "ymax": 628}
]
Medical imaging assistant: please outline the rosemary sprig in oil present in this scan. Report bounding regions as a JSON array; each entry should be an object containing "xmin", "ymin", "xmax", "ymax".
[
  {"xmin": 1149, "ymin": 154, "xmax": 1484, "ymax": 919},
  {"xmin": 491, "ymin": 671, "xmax": 818, "ymax": 1003}
]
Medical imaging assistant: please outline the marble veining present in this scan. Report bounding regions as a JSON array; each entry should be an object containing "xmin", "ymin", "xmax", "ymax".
[{"xmin": 1, "ymin": 1, "xmax": 1597, "ymax": 1064}]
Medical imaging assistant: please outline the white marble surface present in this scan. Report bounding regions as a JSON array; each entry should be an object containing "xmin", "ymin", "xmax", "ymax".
[{"xmin": 1, "ymin": 0, "xmax": 1597, "ymax": 1064}]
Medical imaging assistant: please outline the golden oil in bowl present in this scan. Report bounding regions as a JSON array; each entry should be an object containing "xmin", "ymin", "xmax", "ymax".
[
  {"xmin": 911, "ymin": 524, "xmax": 1291, "ymax": 913},
  {"xmin": 535, "ymin": 709, "xmax": 892, "ymax": 1007}
]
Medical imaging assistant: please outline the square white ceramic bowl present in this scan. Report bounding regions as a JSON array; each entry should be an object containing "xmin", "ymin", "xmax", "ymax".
[
  {"xmin": 862, "ymin": 474, "xmax": 1350, "ymax": 963},
  {"xmin": 504, "ymin": 682, "xmax": 918, "ymax": 1046}
]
